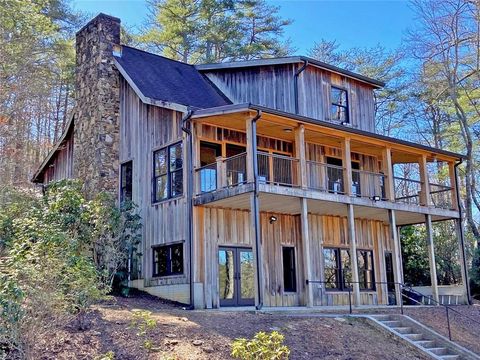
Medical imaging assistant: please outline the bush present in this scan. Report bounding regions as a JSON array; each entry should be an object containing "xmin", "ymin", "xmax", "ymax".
[
  {"xmin": 469, "ymin": 247, "xmax": 480, "ymax": 299},
  {"xmin": 0, "ymin": 180, "xmax": 142, "ymax": 358},
  {"xmin": 231, "ymin": 331, "xmax": 290, "ymax": 360}
]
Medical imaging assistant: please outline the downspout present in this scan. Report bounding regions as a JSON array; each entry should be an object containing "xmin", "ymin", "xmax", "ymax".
[
  {"xmin": 454, "ymin": 159, "xmax": 472, "ymax": 305},
  {"xmin": 294, "ymin": 60, "xmax": 308, "ymax": 115},
  {"xmin": 250, "ymin": 110, "xmax": 263, "ymax": 309},
  {"xmin": 181, "ymin": 109, "xmax": 194, "ymax": 309}
]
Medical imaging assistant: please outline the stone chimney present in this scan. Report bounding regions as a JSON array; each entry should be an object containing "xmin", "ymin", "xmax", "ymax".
[{"xmin": 74, "ymin": 13, "xmax": 121, "ymax": 197}]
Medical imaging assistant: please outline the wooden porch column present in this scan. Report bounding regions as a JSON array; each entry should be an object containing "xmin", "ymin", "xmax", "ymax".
[
  {"xmin": 448, "ymin": 162, "xmax": 459, "ymax": 210},
  {"xmin": 300, "ymin": 198, "xmax": 314, "ymax": 307},
  {"xmin": 347, "ymin": 204, "xmax": 361, "ymax": 305},
  {"xmin": 419, "ymin": 154, "xmax": 432, "ymax": 206},
  {"xmin": 388, "ymin": 210, "xmax": 403, "ymax": 304},
  {"xmin": 425, "ymin": 214, "xmax": 439, "ymax": 303},
  {"xmin": 295, "ymin": 124, "xmax": 307, "ymax": 189},
  {"xmin": 342, "ymin": 138, "xmax": 353, "ymax": 196},
  {"xmin": 246, "ymin": 116, "xmax": 264, "ymax": 308},
  {"xmin": 382, "ymin": 147, "xmax": 395, "ymax": 201}
]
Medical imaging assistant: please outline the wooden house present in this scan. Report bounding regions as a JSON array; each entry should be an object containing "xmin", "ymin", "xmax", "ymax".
[{"xmin": 32, "ymin": 14, "xmax": 470, "ymax": 309}]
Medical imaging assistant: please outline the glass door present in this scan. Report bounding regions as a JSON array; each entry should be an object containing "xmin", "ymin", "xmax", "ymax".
[{"xmin": 218, "ymin": 247, "xmax": 255, "ymax": 306}]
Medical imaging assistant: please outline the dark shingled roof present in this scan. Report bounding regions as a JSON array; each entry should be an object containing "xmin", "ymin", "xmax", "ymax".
[{"xmin": 114, "ymin": 46, "xmax": 230, "ymax": 109}]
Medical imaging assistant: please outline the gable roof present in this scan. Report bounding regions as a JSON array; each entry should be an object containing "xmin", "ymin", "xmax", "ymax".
[
  {"xmin": 196, "ymin": 56, "xmax": 385, "ymax": 88},
  {"xmin": 114, "ymin": 46, "xmax": 230, "ymax": 110}
]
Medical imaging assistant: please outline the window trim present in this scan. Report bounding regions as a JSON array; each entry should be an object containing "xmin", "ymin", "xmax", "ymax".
[
  {"xmin": 152, "ymin": 242, "xmax": 184, "ymax": 278},
  {"xmin": 330, "ymin": 86, "xmax": 349, "ymax": 123},
  {"xmin": 323, "ymin": 247, "xmax": 375, "ymax": 292},
  {"xmin": 120, "ymin": 160, "xmax": 133, "ymax": 204},
  {"xmin": 282, "ymin": 246, "xmax": 297, "ymax": 293},
  {"xmin": 152, "ymin": 141, "xmax": 184, "ymax": 204}
]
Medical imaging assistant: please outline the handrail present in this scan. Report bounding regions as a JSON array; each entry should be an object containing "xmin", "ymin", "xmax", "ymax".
[
  {"xmin": 305, "ymin": 279, "xmax": 479, "ymax": 341},
  {"xmin": 394, "ymin": 176, "xmax": 423, "ymax": 184}
]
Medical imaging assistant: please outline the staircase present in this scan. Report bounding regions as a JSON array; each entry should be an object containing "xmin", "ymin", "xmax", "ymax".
[{"xmin": 369, "ymin": 314, "xmax": 480, "ymax": 360}]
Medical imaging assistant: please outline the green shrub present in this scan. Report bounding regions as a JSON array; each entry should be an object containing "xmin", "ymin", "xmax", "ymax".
[{"xmin": 231, "ymin": 331, "xmax": 290, "ymax": 360}]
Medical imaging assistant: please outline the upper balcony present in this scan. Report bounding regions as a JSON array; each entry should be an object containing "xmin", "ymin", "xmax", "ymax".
[{"xmin": 190, "ymin": 104, "xmax": 462, "ymax": 225}]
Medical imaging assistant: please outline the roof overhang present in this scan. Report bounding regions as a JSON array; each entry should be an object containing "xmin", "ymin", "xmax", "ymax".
[
  {"xmin": 31, "ymin": 114, "xmax": 75, "ymax": 183},
  {"xmin": 191, "ymin": 103, "xmax": 465, "ymax": 161},
  {"xmin": 196, "ymin": 56, "xmax": 385, "ymax": 89}
]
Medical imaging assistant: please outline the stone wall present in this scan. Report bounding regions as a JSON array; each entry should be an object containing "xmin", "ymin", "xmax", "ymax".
[{"xmin": 74, "ymin": 13, "xmax": 120, "ymax": 197}]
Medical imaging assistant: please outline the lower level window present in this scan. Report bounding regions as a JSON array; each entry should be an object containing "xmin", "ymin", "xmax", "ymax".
[
  {"xmin": 282, "ymin": 247, "xmax": 297, "ymax": 292},
  {"xmin": 153, "ymin": 243, "xmax": 183, "ymax": 277},
  {"xmin": 358, "ymin": 250, "xmax": 375, "ymax": 290}
]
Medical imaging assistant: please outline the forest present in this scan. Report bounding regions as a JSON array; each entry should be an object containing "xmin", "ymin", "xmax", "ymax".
[{"xmin": 1, "ymin": 0, "xmax": 480, "ymax": 358}]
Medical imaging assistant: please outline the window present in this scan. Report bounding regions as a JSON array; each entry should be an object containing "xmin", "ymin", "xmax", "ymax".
[
  {"xmin": 358, "ymin": 250, "xmax": 375, "ymax": 290},
  {"xmin": 153, "ymin": 243, "xmax": 184, "ymax": 277},
  {"xmin": 323, "ymin": 248, "xmax": 357, "ymax": 291},
  {"xmin": 282, "ymin": 247, "xmax": 297, "ymax": 292},
  {"xmin": 153, "ymin": 142, "xmax": 183, "ymax": 202},
  {"xmin": 120, "ymin": 161, "xmax": 133, "ymax": 203},
  {"xmin": 331, "ymin": 87, "xmax": 349, "ymax": 122}
]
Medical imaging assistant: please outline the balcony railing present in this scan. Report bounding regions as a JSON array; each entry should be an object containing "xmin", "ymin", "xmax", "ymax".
[
  {"xmin": 306, "ymin": 160, "xmax": 344, "ymax": 194},
  {"xmin": 430, "ymin": 183, "xmax": 454, "ymax": 210},
  {"xmin": 195, "ymin": 153, "xmax": 457, "ymax": 212},
  {"xmin": 394, "ymin": 177, "xmax": 422, "ymax": 205}
]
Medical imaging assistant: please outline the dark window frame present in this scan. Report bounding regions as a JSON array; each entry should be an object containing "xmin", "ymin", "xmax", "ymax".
[
  {"xmin": 152, "ymin": 243, "xmax": 184, "ymax": 277},
  {"xmin": 330, "ymin": 86, "xmax": 349, "ymax": 123},
  {"xmin": 152, "ymin": 142, "xmax": 183, "ymax": 203},
  {"xmin": 120, "ymin": 160, "xmax": 133, "ymax": 204},
  {"xmin": 282, "ymin": 246, "xmax": 297, "ymax": 292},
  {"xmin": 323, "ymin": 247, "xmax": 375, "ymax": 292}
]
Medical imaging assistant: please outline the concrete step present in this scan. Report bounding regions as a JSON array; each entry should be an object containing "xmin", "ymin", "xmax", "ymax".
[
  {"xmin": 381, "ymin": 320, "xmax": 402, "ymax": 327},
  {"xmin": 392, "ymin": 326, "xmax": 413, "ymax": 334},
  {"xmin": 371, "ymin": 314, "xmax": 393, "ymax": 321},
  {"xmin": 429, "ymin": 347, "xmax": 449, "ymax": 356},
  {"xmin": 415, "ymin": 340, "xmax": 436, "ymax": 348},
  {"xmin": 404, "ymin": 333, "xmax": 425, "ymax": 341},
  {"xmin": 440, "ymin": 355, "xmax": 460, "ymax": 360}
]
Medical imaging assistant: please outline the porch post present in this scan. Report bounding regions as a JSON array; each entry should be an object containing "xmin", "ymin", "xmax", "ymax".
[
  {"xmin": 342, "ymin": 138, "xmax": 353, "ymax": 195},
  {"xmin": 425, "ymin": 214, "xmax": 440, "ymax": 303},
  {"xmin": 419, "ymin": 154, "xmax": 432, "ymax": 206},
  {"xmin": 246, "ymin": 114, "xmax": 264, "ymax": 308},
  {"xmin": 455, "ymin": 219, "xmax": 471, "ymax": 304},
  {"xmin": 382, "ymin": 147, "xmax": 395, "ymax": 201},
  {"xmin": 389, "ymin": 210, "xmax": 403, "ymax": 305},
  {"xmin": 347, "ymin": 204, "xmax": 361, "ymax": 305},
  {"xmin": 300, "ymin": 198, "xmax": 314, "ymax": 307},
  {"xmin": 295, "ymin": 124, "xmax": 307, "ymax": 189}
]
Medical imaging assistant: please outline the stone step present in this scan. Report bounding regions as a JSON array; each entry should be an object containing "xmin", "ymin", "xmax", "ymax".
[
  {"xmin": 371, "ymin": 314, "xmax": 393, "ymax": 321},
  {"xmin": 429, "ymin": 347, "xmax": 449, "ymax": 356},
  {"xmin": 392, "ymin": 326, "xmax": 413, "ymax": 334},
  {"xmin": 440, "ymin": 355, "xmax": 460, "ymax": 360},
  {"xmin": 415, "ymin": 340, "xmax": 436, "ymax": 348},
  {"xmin": 381, "ymin": 320, "xmax": 402, "ymax": 327},
  {"xmin": 404, "ymin": 333, "xmax": 424, "ymax": 341}
]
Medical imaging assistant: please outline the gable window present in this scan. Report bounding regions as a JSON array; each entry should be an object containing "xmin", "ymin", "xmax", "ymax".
[
  {"xmin": 358, "ymin": 250, "xmax": 375, "ymax": 290},
  {"xmin": 120, "ymin": 161, "xmax": 133, "ymax": 203},
  {"xmin": 153, "ymin": 243, "xmax": 184, "ymax": 277},
  {"xmin": 323, "ymin": 248, "xmax": 352, "ymax": 290},
  {"xmin": 282, "ymin": 247, "xmax": 297, "ymax": 292},
  {"xmin": 330, "ymin": 87, "xmax": 349, "ymax": 122},
  {"xmin": 153, "ymin": 142, "xmax": 183, "ymax": 202}
]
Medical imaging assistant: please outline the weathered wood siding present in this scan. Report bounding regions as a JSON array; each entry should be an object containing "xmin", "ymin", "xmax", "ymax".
[
  {"xmin": 43, "ymin": 134, "xmax": 74, "ymax": 184},
  {"xmin": 202, "ymin": 64, "xmax": 376, "ymax": 132},
  {"xmin": 119, "ymin": 77, "xmax": 189, "ymax": 298},
  {"xmin": 198, "ymin": 204, "xmax": 392, "ymax": 308}
]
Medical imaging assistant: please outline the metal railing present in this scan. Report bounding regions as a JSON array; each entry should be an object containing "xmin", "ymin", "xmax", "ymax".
[
  {"xmin": 225, "ymin": 152, "xmax": 247, "ymax": 187},
  {"xmin": 429, "ymin": 183, "xmax": 454, "ymax": 210},
  {"xmin": 257, "ymin": 152, "xmax": 300, "ymax": 187},
  {"xmin": 394, "ymin": 177, "xmax": 422, "ymax": 205},
  {"xmin": 306, "ymin": 279, "xmax": 479, "ymax": 343},
  {"xmin": 306, "ymin": 161, "xmax": 345, "ymax": 194},
  {"xmin": 351, "ymin": 169, "xmax": 387, "ymax": 200}
]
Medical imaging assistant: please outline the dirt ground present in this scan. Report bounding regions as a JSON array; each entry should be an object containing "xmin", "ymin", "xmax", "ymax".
[{"xmin": 33, "ymin": 293, "xmax": 431, "ymax": 360}]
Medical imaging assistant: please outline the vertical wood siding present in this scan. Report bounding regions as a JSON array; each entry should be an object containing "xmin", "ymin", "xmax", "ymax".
[
  {"xmin": 120, "ymin": 78, "xmax": 189, "ymax": 292},
  {"xmin": 203, "ymin": 64, "xmax": 376, "ymax": 132},
  {"xmin": 43, "ymin": 134, "xmax": 74, "ymax": 184}
]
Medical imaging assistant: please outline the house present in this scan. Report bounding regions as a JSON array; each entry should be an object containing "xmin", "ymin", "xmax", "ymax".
[{"xmin": 32, "ymin": 14, "xmax": 470, "ymax": 309}]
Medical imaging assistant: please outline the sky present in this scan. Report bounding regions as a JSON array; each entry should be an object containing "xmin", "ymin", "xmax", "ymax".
[{"xmin": 71, "ymin": 0, "xmax": 417, "ymax": 54}]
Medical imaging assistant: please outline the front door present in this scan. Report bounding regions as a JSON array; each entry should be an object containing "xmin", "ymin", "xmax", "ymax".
[{"xmin": 218, "ymin": 247, "xmax": 255, "ymax": 306}]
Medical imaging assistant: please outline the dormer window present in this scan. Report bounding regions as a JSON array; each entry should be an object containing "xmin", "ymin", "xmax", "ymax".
[{"xmin": 331, "ymin": 87, "xmax": 349, "ymax": 123}]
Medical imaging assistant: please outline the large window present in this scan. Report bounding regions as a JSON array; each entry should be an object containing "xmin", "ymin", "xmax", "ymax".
[
  {"xmin": 358, "ymin": 250, "xmax": 375, "ymax": 290},
  {"xmin": 152, "ymin": 243, "xmax": 184, "ymax": 277},
  {"xmin": 120, "ymin": 161, "xmax": 133, "ymax": 203},
  {"xmin": 282, "ymin": 247, "xmax": 297, "ymax": 292},
  {"xmin": 153, "ymin": 142, "xmax": 183, "ymax": 202},
  {"xmin": 330, "ymin": 87, "xmax": 349, "ymax": 122}
]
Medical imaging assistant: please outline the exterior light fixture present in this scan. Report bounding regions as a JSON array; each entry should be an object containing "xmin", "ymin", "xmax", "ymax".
[
  {"xmin": 269, "ymin": 215, "xmax": 278, "ymax": 224},
  {"xmin": 283, "ymin": 128, "xmax": 293, "ymax": 133},
  {"xmin": 371, "ymin": 195, "xmax": 381, "ymax": 201},
  {"xmin": 340, "ymin": 121, "xmax": 349, "ymax": 126}
]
